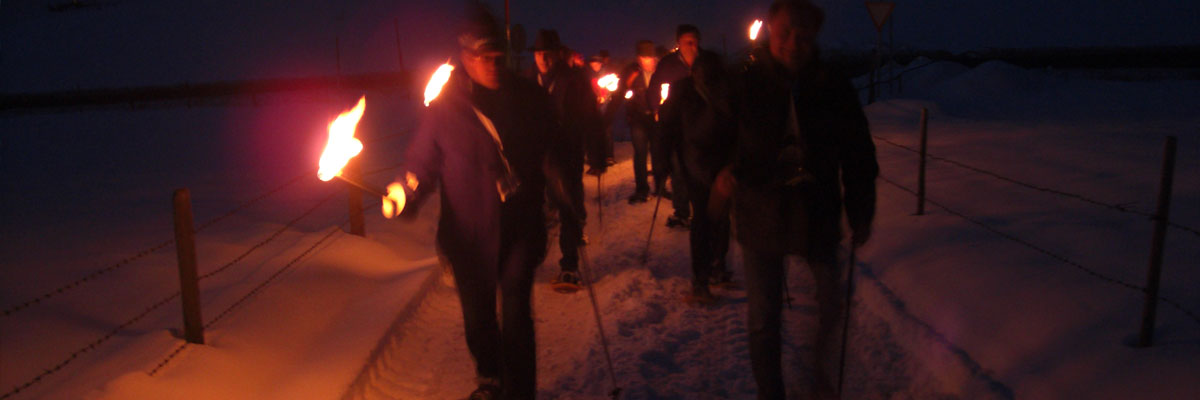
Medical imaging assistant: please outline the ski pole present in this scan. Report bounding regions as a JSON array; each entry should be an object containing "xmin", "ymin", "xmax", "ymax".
[
  {"xmin": 640, "ymin": 193, "xmax": 663, "ymax": 264},
  {"xmin": 837, "ymin": 245, "xmax": 857, "ymax": 395},
  {"xmin": 578, "ymin": 245, "xmax": 622, "ymax": 399},
  {"xmin": 596, "ymin": 174, "xmax": 604, "ymax": 234}
]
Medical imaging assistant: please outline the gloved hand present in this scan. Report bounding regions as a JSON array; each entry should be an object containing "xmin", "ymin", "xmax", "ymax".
[{"xmin": 707, "ymin": 166, "xmax": 737, "ymax": 221}]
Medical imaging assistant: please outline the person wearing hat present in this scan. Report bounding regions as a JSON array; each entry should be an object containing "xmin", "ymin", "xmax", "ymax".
[
  {"xmin": 649, "ymin": 24, "xmax": 724, "ymax": 231},
  {"xmin": 389, "ymin": 5, "xmax": 574, "ymax": 399},
  {"xmin": 527, "ymin": 29, "xmax": 603, "ymax": 291},
  {"xmin": 615, "ymin": 39, "xmax": 662, "ymax": 203},
  {"xmin": 720, "ymin": 1, "xmax": 878, "ymax": 397},
  {"xmin": 588, "ymin": 50, "xmax": 618, "ymax": 167}
]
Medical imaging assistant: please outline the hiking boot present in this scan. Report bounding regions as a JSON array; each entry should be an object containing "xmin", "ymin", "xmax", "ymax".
[
  {"xmin": 665, "ymin": 215, "xmax": 690, "ymax": 229},
  {"xmin": 605, "ymin": 157, "xmax": 616, "ymax": 166},
  {"xmin": 468, "ymin": 383, "xmax": 502, "ymax": 400}
]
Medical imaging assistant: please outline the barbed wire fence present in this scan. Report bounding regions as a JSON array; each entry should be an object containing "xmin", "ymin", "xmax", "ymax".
[{"xmin": 1, "ymin": 161, "xmax": 403, "ymax": 399}]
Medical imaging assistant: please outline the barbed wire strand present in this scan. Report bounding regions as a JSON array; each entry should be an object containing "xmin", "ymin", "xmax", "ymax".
[
  {"xmin": 2, "ymin": 291, "xmax": 181, "ymax": 399},
  {"xmin": 197, "ymin": 189, "xmax": 339, "ymax": 281},
  {"xmin": 873, "ymin": 135, "xmax": 1200, "ymax": 238},
  {"xmin": 2, "ymin": 170, "xmax": 313, "ymax": 318},
  {"xmin": 878, "ymin": 173, "xmax": 1200, "ymax": 327},
  {"xmin": 149, "ymin": 200, "xmax": 380, "ymax": 376}
]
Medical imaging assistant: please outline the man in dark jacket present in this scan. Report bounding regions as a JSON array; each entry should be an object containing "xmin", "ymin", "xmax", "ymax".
[
  {"xmin": 392, "ymin": 7, "xmax": 572, "ymax": 399},
  {"xmin": 528, "ymin": 29, "xmax": 604, "ymax": 288},
  {"xmin": 649, "ymin": 24, "xmax": 722, "ymax": 229},
  {"xmin": 659, "ymin": 54, "xmax": 737, "ymax": 303},
  {"xmin": 614, "ymin": 40, "xmax": 661, "ymax": 203},
  {"xmin": 716, "ymin": 1, "xmax": 878, "ymax": 398}
]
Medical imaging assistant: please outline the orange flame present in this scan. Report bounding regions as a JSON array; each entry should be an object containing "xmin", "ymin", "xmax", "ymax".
[
  {"xmin": 381, "ymin": 182, "xmax": 407, "ymax": 218},
  {"xmin": 750, "ymin": 20, "xmax": 763, "ymax": 41},
  {"xmin": 424, "ymin": 63, "xmax": 455, "ymax": 107},
  {"xmin": 624, "ymin": 90, "xmax": 633, "ymax": 100},
  {"xmin": 317, "ymin": 96, "xmax": 366, "ymax": 181},
  {"xmin": 597, "ymin": 73, "xmax": 619, "ymax": 92},
  {"xmin": 660, "ymin": 83, "xmax": 670, "ymax": 105}
]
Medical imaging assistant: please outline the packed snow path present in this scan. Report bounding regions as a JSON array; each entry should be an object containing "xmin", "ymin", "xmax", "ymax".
[{"xmin": 341, "ymin": 145, "xmax": 928, "ymax": 400}]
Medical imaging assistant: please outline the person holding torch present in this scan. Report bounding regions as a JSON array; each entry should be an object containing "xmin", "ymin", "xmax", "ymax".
[
  {"xmin": 386, "ymin": 4, "xmax": 572, "ymax": 399},
  {"xmin": 716, "ymin": 1, "xmax": 878, "ymax": 398}
]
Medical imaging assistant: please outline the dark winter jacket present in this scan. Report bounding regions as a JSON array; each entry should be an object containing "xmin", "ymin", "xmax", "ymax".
[
  {"xmin": 659, "ymin": 75, "xmax": 737, "ymax": 188},
  {"xmin": 647, "ymin": 49, "xmax": 720, "ymax": 114},
  {"xmin": 614, "ymin": 62, "xmax": 656, "ymax": 128},
  {"xmin": 731, "ymin": 55, "xmax": 878, "ymax": 259},
  {"xmin": 528, "ymin": 64, "xmax": 605, "ymax": 172},
  {"xmin": 402, "ymin": 66, "xmax": 567, "ymax": 272}
]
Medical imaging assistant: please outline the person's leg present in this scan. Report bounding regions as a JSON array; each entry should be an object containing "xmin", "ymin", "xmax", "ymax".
[
  {"xmin": 557, "ymin": 172, "xmax": 585, "ymax": 273},
  {"xmin": 647, "ymin": 124, "xmax": 668, "ymax": 195},
  {"xmin": 450, "ymin": 253, "xmax": 501, "ymax": 383},
  {"xmin": 743, "ymin": 247, "xmax": 786, "ymax": 400},
  {"xmin": 498, "ymin": 231, "xmax": 543, "ymax": 399},
  {"xmin": 688, "ymin": 184, "xmax": 714, "ymax": 288},
  {"xmin": 712, "ymin": 204, "xmax": 732, "ymax": 281},
  {"xmin": 806, "ymin": 247, "xmax": 843, "ymax": 393},
  {"xmin": 669, "ymin": 155, "xmax": 690, "ymax": 221},
  {"xmin": 629, "ymin": 123, "xmax": 650, "ymax": 197}
]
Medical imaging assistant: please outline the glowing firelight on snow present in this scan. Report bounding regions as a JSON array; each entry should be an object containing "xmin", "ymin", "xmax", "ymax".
[
  {"xmin": 597, "ymin": 73, "xmax": 619, "ymax": 92},
  {"xmin": 660, "ymin": 83, "xmax": 670, "ymax": 105},
  {"xmin": 317, "ymin": 96, "xmax": 366, "ymax": 181},
  {"xmin": 624, "ymin": 90, "xmax": 633, "ymax": 99},
  {"xmin": 749, "ymin": 20, "xmax": 763, "ymax": 41},
  {"xmin": 424, "ymin": 63, "xmax": 455, "ymax": 107}
]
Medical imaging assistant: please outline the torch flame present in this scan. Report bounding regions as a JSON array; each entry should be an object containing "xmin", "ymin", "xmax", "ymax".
[
  {"xmin": 317, "ymin": 96, "xmax": 366, "ymax": 181},
  {"xmin": 381, "ymin": 182, "xmax": 407, "ymax": 218},
  {"xmin": 750, "ymin": 20, "xmax": 763, "ymax": 41},
  {"xmin": 424, "ymin": 63, "xmax": 455, "ymax": 107},
  {"xmin": 660, "ymin": 83, "xmax": 670, "ymax": 105},
  {"xmin": 624, "ymin": 90, "xmax": 633, "ymax": 99},
  {"xmin": 597, "ymin": 73, "xmax": 619, "ymax": 92}
]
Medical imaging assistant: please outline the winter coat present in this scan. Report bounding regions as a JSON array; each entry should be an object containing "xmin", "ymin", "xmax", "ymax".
[
  {"xmin": 730, "ymin": 56, "xmax": 878, "ymax": 259},
  {"xmin": 402, "ymin": 66, "xmax": 565, "ymax": 273},
  {"xmin": 528, "ymin": 65, "xmax": 605, "ymax": 172},
  {"xmin": 659, "ymin": 75, "xmax": 737, "ymax": 188},
  {"xmin": 614, "ymin": 62, "xmax": 656, "ymax": 128},
  {"xmin": 647, "ymin": 49, "xmax": 720, "ymax": 114}
]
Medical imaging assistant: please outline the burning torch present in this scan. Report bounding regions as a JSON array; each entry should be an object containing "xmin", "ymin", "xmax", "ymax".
[
  {"xmin": 317, "ymin": 96, "xmax": 406, "ymax": 217},
  {"xmin": 749, "ymin": 19, "xmax": 763, "ymax": 42}
]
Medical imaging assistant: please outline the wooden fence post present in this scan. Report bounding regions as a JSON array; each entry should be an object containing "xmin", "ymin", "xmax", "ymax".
[
  {"xmin": 916, "ymin": 107, "xmax": 928, "ymax": 215},
  {"xmin": 1138, "ymin": 136, "xmax": 1177, "ymax": 347},
  {"xmin": 173, "ymin": 189, "xmax": 205, "ymax": 344}
]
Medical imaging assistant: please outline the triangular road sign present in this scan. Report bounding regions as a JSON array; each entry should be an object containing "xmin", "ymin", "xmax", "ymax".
[{"xmin": 865, "ymin": 1, "xmax": 895, "ymax": 32}]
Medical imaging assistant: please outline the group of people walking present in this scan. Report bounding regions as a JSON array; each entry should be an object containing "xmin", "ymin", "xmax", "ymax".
[{"xmin": 387, "ymin": 1, "xmax": 879, "ymax": 398}]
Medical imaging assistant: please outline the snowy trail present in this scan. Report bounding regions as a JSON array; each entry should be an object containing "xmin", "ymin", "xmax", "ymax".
[{"xmin": 341, "ymin": 144, "xmax": 921, "ymax": 399}]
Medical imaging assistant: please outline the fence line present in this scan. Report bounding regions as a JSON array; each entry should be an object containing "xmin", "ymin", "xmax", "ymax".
[
  {"xmin": 873, "ymin": 134, "xmax": 1200, "ymax": 238},
  {"xmin": 876, "ymin": 173, "xmax": 1200, "ymax": 327},
  {"xmin": 1, "ymin": 171, "xmax": 314, "ymax": 318},
  {"xmin": 2, "ymin": 184, "xmax": 347, "ymax": 398},
  {"xmin": 197, "ymin": 189, "xmax": 339, "ymax": 281}
]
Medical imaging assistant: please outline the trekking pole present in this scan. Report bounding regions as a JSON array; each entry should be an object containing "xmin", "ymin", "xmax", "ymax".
[
  {"xmin": 596, "ymin": 174, "xmax": 604, "ymax": 234},
  {"xmin": 640, "ymin": 194, "xmax": 663, "ymax": 264},
  {"xmin": 578, "ymin": 245, "xmax": 622, "ymax": 399},
  {"xmin": 837, "ymin": 245, "xmax": 857, "ymax": 395}
]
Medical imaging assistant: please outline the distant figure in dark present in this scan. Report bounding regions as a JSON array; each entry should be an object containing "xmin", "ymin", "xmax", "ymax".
[
  {"xmin": 528, "ymin": 29, "xmax": 604, "ymax": 289},
  {"xmin": 588, "ymin": 50, "xmax": 618, "ymax": 167},
  {"xmin": 714, "ymin": 0, "xmax": 878, "ymax": 398},
  {"xmin": 615, "ymin": 40, "xmax": 662, "ymax": 204},
  {"xmin": 659, "ymin": 54, "xmax": 737, "ymax": 304},
  {"xmin": 650, "ymin": 24, "xmax": 722, "ymax": 229},
  {"xmin": 390, "ymin": 6, "xmax": 573, "ymax": 399}
]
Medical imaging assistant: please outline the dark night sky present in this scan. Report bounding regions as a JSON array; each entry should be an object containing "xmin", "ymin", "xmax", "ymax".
[{"xmin": 2, "ymin": 0, "xmax": 1197, "ymax": 92}]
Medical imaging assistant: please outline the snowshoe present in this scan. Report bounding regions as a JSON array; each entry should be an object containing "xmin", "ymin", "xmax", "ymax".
[
  {"xmin": 466, "ymin": 383, "xmax": 502, "ymax": 400},
  {"xmin": 665, "ymin": 215, "xmax": 690, "ymax": 229},
  {"xmin": 683, "ymin": 286, "xmax": 720, "ymax": 306},
  {"xmin": 551, "ymin": 271, "xmax": 582, "ymax": 293}
]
